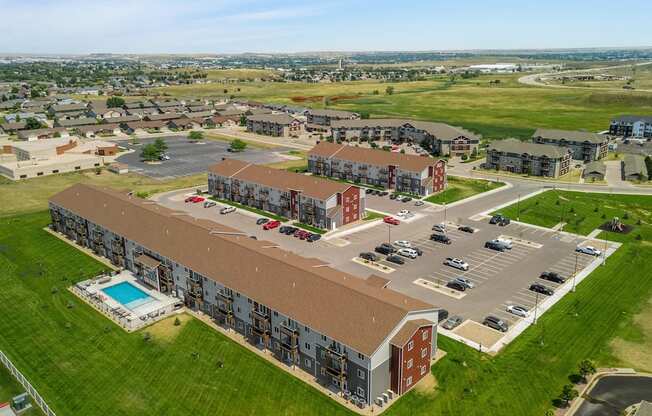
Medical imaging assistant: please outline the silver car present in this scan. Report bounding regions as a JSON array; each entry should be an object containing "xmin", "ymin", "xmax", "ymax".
[
  {"xmin": 453, "ymin": 276, "xmax": 475, "ymax": 289},
  {"xmin": 506, "ymin": 305, "xmax": 529, "ymax": 318},
  {"xmin": 441, "ymin": 315, "xmax": 464, "ymax": 330}
]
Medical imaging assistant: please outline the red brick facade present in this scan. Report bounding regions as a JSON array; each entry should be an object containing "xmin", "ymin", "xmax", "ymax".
[
  {"xmin": 390, "ymin": 325, "xmax": 432, "ymax": 394},
  {"xmin": 340, "ymin": 186, "xmax": 361, "ymax": 225},
  {"xmin": 431, "ymin": 160, "xmax": 447, "ymax": 193}
]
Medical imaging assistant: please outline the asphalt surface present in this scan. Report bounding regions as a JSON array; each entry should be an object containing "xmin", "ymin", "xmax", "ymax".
[
  {"xmin": 115, "ymin": 136, "xmax": 291, "ymax": 179},
  {"xmin": 575, "ymin": 376, "xmax": 652, "ymax": 416}
]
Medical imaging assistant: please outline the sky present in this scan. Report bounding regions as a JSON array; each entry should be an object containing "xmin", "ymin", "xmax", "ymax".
[{"xmin": 1, "ymin": 0, "xmax": 651, "ymax": 54}]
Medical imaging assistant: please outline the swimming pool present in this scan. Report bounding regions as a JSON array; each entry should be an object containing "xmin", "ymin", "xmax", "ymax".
[{"xmin": 102, "ymin": 281, "xmax": 154, "ymax": 310}]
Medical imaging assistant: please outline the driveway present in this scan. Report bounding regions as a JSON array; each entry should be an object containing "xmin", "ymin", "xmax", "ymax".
[
  {"xmin": 603, "ymin": 160, "xmax": 632, "ymax": 188},
  {"xmin": 575, "ymin": 375, "xmax": 652, "ymax": 416}
]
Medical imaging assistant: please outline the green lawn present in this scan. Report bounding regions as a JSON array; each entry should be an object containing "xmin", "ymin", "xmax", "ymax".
[
  {"xmin": 292, "ymin": 222, "xmax": 326, "ymax": 234},
  {"xmin": 425, "ymin": 176, "xmax": 505, "ymax": 204},
  {"xmin": 363, "ymin": 210, "xmax": 385, "ymax": 221},
  {"xmin": 0, "ymin": 365, "xmax": 43, "ymax": 415},
  {"xmin": 494, "ymin": 190, "xmax": 652, "ymax": 236}
]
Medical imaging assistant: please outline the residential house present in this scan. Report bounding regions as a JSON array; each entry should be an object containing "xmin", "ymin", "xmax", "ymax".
[
  {"xmin": 48, "ymin": 103, "xmax": 89, "ymax": 119},
  {"xmin": 145, "ymin": 113, "xmax": 183, "ymax": 122},
  {"xmin": 167, "ymin": 118, "xmax": 199, "ymax": 131},
  {"xmin": 308, "ymin": 141, "xmax": 447, "ymax": 196},
  {"xmin": 485, "ymin": 138, "xmax": 572, "ymax": 178},
  {"xmin": 622, "ymin": 154, "xmax": 648, "ymax": 181},
  {"xmin": 582, "ymin": 161, "xmax": 606, "ymax": 181},
  {"xmin": 246, "ymin": 114, "xmax": 303, "ymax": 137},
  {"xmin": 0, "ymin": 121, "xmax": 28, "ymax": 134},
  {"xmin": 76, "ymin": 124, "xmax": 121, "ymax": 138},
  {"xmin": 126, "ymin": 107, "xmax": 160, "ymax": 117},
  {"xmin": 104, "ymin": 115, "xmax": 141, "ymax": 124},
  {"xmin": 609, "ymin": 115, "xmax": 652, "ymax": 138},
  {"xmin": 531, "ymin": 128, "xmax": 608, "ymax": 162},
  {"xmin": 54, "ymin": 117, "xmax": 98, "ymax": 128},
  {"xmin": 17, "ymin": 127, "xmax": 69, "ymax": 141},
  {"xmin": 121, "ymin": 121, "xmax": 166, "ymax": 135}
]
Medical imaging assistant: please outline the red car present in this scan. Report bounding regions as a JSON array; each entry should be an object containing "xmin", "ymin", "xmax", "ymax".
[
  {"xmin": 384, "ymin": 216, "xmax": 400, "ymax": 225},
  {"xmin": 263, "ymin": 220, "xmax": 281, "ymax": 230},
  {"xmin": 190, "ymin": 196, "xmax": 205, "ymax": 203},
  {"xmin": 184, "ymin": 196, "xmax": 195, "ymax": 203},
  {"xmin": 298, "ymin": 230, "xmax": 310, "ymax": 240}
]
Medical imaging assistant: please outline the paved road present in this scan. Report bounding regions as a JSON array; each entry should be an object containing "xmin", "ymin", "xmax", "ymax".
[{"xmin": 575, "ymin": 375, "xmax": 652, "ymax": 416}]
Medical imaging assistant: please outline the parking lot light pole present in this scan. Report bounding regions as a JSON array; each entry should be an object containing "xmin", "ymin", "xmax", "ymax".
[
  {"xmin": 443, "ymin": 202, "xmax": 447, "ymax": 225},
  {"xmin": 572, "ymin": 252, "xmax": 578, "ymax": 292},
  {"xmin": 533, "ymin": 291, "xmax": 540, "ymax": 325},
  {"xmin": 517, "ymin": 193, "xmax": 521, "ymax": 221},
  {"xmin": 387, "ymin": 223, "xmax": 391, "ymax": 245},
  {"xmin": 603, "ymin": 234, "xmax": 608, "ymax": 266}
]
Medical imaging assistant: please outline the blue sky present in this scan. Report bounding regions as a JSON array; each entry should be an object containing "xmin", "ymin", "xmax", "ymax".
[{"xmin": 1, "ymin": 0, "xmax": 651, "ymax": 54}]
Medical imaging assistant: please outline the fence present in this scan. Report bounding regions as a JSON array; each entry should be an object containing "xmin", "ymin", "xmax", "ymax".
[{"xmin": 0, "ymin": 350, "xmax": 57, "ymax": 416}]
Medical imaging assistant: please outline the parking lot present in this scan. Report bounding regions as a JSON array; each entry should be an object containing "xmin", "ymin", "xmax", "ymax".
[
  {"xmin": 115, "ymin": 136, "xmax": 291, "ymax": 178},
  {"xmin": 153, "ymin": 187, "xmax": 618, "ymax": 350}
]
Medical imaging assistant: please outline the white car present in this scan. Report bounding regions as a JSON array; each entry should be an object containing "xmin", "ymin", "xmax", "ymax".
[
  {"xmin": 444, "ymin": 257, "xmax": 469, "ymax": 271},
  {"xmin": 219, "ymin": 206, "xmax": 236, "ymax": 215},
  {"xmin": 397, "ymin": 210, "xmax": 411, "ymax": 217},
  {"xmin": 576, "ymin": 245, "xmax": 601, "ymax": 256},
  {"xmin": 453, "ymin": 276, "xmax": 475, "ymax": 289},
  {"xmin": 414, "ymin": 200, "xmax": 424, "ymax": 207},
  {"xmin": 397, "ymin": 248, "xmax": 418, "ymax": 259},
  {"xmin": 496, "ymin": 238, "xmax": 513, "ymax": 249},
  {"xmin": 432, "ymin": 223, "xmax": 446, "ymax": 233},
  {"xmin": 394, "ymin": 240, "xmax": 412, "ymax": 248},
  {"xmin": 506, "ymin": 305, "xmax": 530, "ymax": 318}
]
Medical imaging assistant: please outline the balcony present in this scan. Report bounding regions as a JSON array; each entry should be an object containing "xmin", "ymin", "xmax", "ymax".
[{"xmin": 324, "ymin": 347, "xmax": 348, "ymax": 380}]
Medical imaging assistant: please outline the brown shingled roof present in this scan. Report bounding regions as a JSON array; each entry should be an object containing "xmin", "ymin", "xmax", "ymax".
[
  {"xmin": 210, "ymin": 159, "xmax": 352, "ymax": 200},
  {"xmin": 390, "ymin": 319, "xmax": 434, "ymax": 347},
  {"xmin": 308, "ymin": 142, "xmax": 437, "ymax": 173},
  {"xmin": 49, "ymin": 184, "xmax": 435, "ymax": 355}
]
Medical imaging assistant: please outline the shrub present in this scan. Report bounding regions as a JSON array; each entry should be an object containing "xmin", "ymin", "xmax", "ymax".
[
  {"xmin": 143, "ymin": 332, "xmax": 152, "ymax": 342},
  {"xmin": 174, "ymin": 317, "xmax": 181, "ymax": 326},
  {"xmin": 461, "ymin": 154, "xmax": 468, "ymax": 161}
]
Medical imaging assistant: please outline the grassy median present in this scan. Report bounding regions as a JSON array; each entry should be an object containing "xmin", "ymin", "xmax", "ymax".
[{"xmin": 425, "ymin": 176, "xmax": 505, "ymax": 204}]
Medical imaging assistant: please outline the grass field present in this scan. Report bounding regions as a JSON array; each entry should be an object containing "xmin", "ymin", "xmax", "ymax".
[
  {"xmin": 0, "ymin": 170, "xmax": 207, "ymax": 218},
  {"xmin": 154, "ymin": 73, "xmax": 652, "ymax": 139},
  {"xmin": 425, "ymin": 176, "xmax": 505, "ymax": 204},
  {"xmin": 0, "ymin": 365, "xmax": 42, "ymax": 415}
]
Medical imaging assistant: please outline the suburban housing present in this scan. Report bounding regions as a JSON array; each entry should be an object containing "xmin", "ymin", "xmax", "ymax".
[
  {"xmin": 246, "ymin": 113, "xmax": 304, "ymax": 137},
  {"xmin": 622, "ymin": 154, "xmax": 648, "ymax": 181},
  {"xmin": 531, "ymin": 128, "xmax": 608, "ymax": 162},
  {"xmin": 609, "ymin": 115, "xmax": 652, "ymax": 138},
  {"xmin": 307, "ymin": 141, "xmax": 447, "ymax": 196},
  {"xmin": 209, "ymin": 159, "xmax": 365, "ymax": 230},
  {"xmin": 485, "ymin": 138, "xmax": 572, "ymax": 178},
  {"xmin": 49, "ymin": 184, "xmax": 439, "ymax": 407},
  {"xmin": 328, "ymin": 119, "xmax": 480, "ymax": 157}
]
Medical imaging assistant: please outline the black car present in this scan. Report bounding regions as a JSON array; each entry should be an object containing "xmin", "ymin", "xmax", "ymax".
[
  {"xmin": 446, "ymin": 281, "xmax": 466, "ymax": 292},
  {"xmin": 402, "ymin": 197, "xmax": 412, "ymax": 203},
  {"xmin": 483, "ymin": 315, "xmax": 509, "ymax": 332},
  {"xmin": 540, "ymin": 271, "xmax": 566, "ymax": 284},
  {"xmin": 499, "ymin": 217, "xmax": 511, "ymax": 226},
  {"xmin": 389, "ymin": 193, "xmax": 398, "ymax": 200},
  {"xmin": 359, "ymin": 252, "xmax": 378, "ymax": 261},
  {"xmin": 375, "ymin": 245, "xmax": 393, "ymax": 255},
  {"xmin": 437, "ymin": 309, "xmax": 449, "ymax": 323},
  {"xmin": 307, "ymin": 234, "xmax": 321, "ymax": 242},
  {"xmin": 283, "ymin": 226, "xmax": 298, "ymax": 235},
  {"xmin": 386, "ymin": 255, "xmax": 405, "ymax": 265},
  {"xmin": 279, "ymin": 225, "xmax": 290, "ymax": 233},
  {"xmin": 485, "ymin": 240, "xmax": 506, "ymax": 252},
  {"xmin": 458, "ymin": 225, "xmax": 475, "ymax": 233},
  {"xmin": 257, "ymin": 218, "xmax": 269, "ymax": 225},
  {"xmin": 430, "ymin": 233, "xmax": 452, "ymax": 244},
  {"xmin": 365, "ymin": 188, "xmax": 373, "ymax": 194},
  {"xmin": 490, "ymin": 214, "xmax": 505, "ymax": 224},
  {"xmin": 379, "ymin": 242, "xmax": 397, "ymax": 253},
  {"xmin": 529, "ymin": 283, "xmax": 554, "ymax": 296},
  {"xmin": 380, "ymin": 191, "xmax": 389, "ymax": 196}
]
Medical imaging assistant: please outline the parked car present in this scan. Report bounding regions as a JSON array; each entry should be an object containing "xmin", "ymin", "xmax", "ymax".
[
  {"xmin": 540, "ymin": 271, "xmax": 566, "ymax": 284},
  {"xmin": 529, "ymin": 283, "xmax": 554, "ymax": 296},
  {"xmin": 307, "ymin": 233, "xmax": 321, "ymax": 242},
  {"xmin": 299, "ymin": 231, "xmax": 311, "ymax": 240},
  {"xmin": 389, "ymin": 193, "xmax": 398, "ymax": 200},
  {"xmin": 401, "ymin": 196, "xmax": 412, "ymax": 203},
  {"xmin": 191, "ymin": 197, "xmax": 205, "ymax": 203},
  {"xmin": 380, "ymin": 191, "xmax": 389, "ymax": 196},
  {"xmin": 506, "ymin": 305, "xmax": 529, "ymax": 318},
  {"xmin": 386, "ymin": 255, "xmax": 405, "ymax": 265},
  {"xmin": 485, "ymin": 240, "xmax": 506, "ymax": 252},
  {"xmin": 458, "ymin": 225, "xmax": 475, "ymax": 233},
  {"xmin": 383, "ymin": 216, "xmax": 400, "ymax": 225},
  {"xmin": 375, "ymin": 245, "xmax": 393, "ymax": 255},
  {"xmin": 263, "ymin": 220, "xmax": 281, "ymax": 230},
  {"xmin": 441, "ymin": 315, "xmax": 464, "ymax": 330},
  {"xmin": 483, "ymin": 315, "xmax": 509, "ymax": 332},
  {"xmin": 203, "ymin": 201, "xmax": 217, "ymax": 208},
  {"xmin": 379, "ymin": 243, "xmax": 396, "ymax": 253},
  {"xmin": 159, "ymin": 154, "xmax": 170, "ymax": 161},
  {"xmin": 430, "ymin": 233, "xmax": 452, "ymax": 244},
  {"xmin": 437, "ymin": 309, "xmax": 449, "ymax": 323},
  {"xmin": 256, "ymin": 218, "xmax": 269, "ymax": 225},
  {"xmin": 278, "ymin": 225, "xmax": 290, "ymax": 233},
  {"xmin": 446, "ymin": 281, "xmax": 466, "ymax": 291},
  {"xmin": 365, "ymin": 188, "xmax": 373, "ymax": 194},
  {"xmin": 495, "ymin": 238, "xmax": 513, "ymax": 249},
  {"xmin": 414, "ymin": 200, "xmax": 424, "ymax": 207},
  {"xmin": 359, "ymin": 252, "xmax": 378, "ymax": 261},
  {"xmin": 397, "ymin": 209, "xmax": 410, "ymax": 217},
  {"xmin": 444, "ymin": 257, "xmax": 469, "ymax": 271},
  {"xmin": 432, "ymin": 223, "xmax": 446, "ymax": 233},
  {"xmin": 397, "ymin": 248, "xmax": 418, "ymax": 259},
  {"xmin": 452, "ymin": 276, "xmax": 475, "ymax": 289},
  {"xmin": 490, "ymin": 213, "xmax": 510, "ymax": 226},
  {"xmin": 220, "ymin": 206, "xmax": 236, "ymax": 214},
  {"xmin": 413, "ymin": 247, "xmax": 423, "ymax": 256},
  {"xmin": 184, "ymin": 196, "xmax": 196, "ymax": 203},
  {"xmin": 576, "ymin": 245, "xmax": 601, "ymax": 256},
  {"xmin": 393, "ymin": 240, "xmax": 412, "ymax": 248}
]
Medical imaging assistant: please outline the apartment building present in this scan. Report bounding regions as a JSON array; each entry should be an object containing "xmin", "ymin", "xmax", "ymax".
[
  {"xmin": 306, "ymin": 109, "xmax": 359, "ymax": 127},
  {"xmin": 49, "ymin": 184, "xmax": 438, "ymax": 407},
  {"xmin": 485, "ymin": 138, "xmax": 571, "ymax": 178},
  {"xmin": 329, "ymin": 119, "xmax": 480, "ymax": 157},
  {"xmin": 209, "ymin": 159, "xmax": 364, "ymax": 230},
  {"xmin": 307, "ymin": 142, "xmax": 446, "ymax": 197},
  {"xmin": 609, "ymin": 115, "xmax": 652, "ymax": 138},
  {"xmin": 531, "ymin": 128, "xmax": 608, "ymax": 162},
  {"xmin": 246, "ymin": 114, "xmax": 303, "ymax": 137}
]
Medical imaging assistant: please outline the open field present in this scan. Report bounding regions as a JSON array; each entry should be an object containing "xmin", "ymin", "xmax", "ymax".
[
  {"xmin": 425, "ymin": 176, "xmax": 505, "ymax": 204},
  {"xmin": 154, "ymin": 73, "xmax": 652, "ymax": 139},
  {"xmin": 3, "ymin": 192, "xmax": 652, "ymax": 415},
  {"xmin": 0, "ymin": 170, "xmax": 206, "ymax": 218}
]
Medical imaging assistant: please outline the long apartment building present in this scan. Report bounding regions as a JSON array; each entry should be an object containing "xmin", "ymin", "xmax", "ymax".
[
  {"xmin": 306, "ymin": 109, "xmax": 359, "ymax": 126},
  {"xmin": 209, "ymin": 159, "xmax": 364, "ymax": 230},
  {"xmin": 49, "ymin": 184, "xmax": 438, "ymax": 407},
  {"xmin": 532, "ymin": 128, "xmax": 608, "ymax": 162},
  {"xmin": 329, "ymin": 119, "xmax": 480, "ymax": 157},
  {"xmin": 609, "ymin": 115, "xmax": 652, "ymax": 138},
  {"xmin": 485, "ymin": 138, "xmax": 572, "ymax": 178},
  {"xmin": 246, "ymin": 113, "xmax": 304, "ymax": 137},
  {"xmin": 307, "ymin": 142, "xmax": 446, "ymax": 197}
]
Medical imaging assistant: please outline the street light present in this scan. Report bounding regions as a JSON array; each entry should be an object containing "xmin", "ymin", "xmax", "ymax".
[
  {"xmin": 443, "ymin": 202, "xmax": 448, "ymax": 225},
  {"xmin": 572, "ymin": 251, "xmax": 578, "ymax": 292},
  {"xmin": 533, "ymin": 291, "xmax": 540, "ymax": 325},
  {"xmin": 517, "ymin": 193, "xmax": 521, "ymax": 221},
  {"xmin": 387, "ymin": 223, "xmax": 392, "ymax": 245}
]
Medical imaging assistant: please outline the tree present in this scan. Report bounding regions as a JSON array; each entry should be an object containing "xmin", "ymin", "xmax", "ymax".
[
  {"xmin": 559, "ymin": 384, "xmax": 578, "ymax": 407},
  {"xmin": 230, "ymin": 139, "xmax": 247, "ymax": 152},
  {"xmin": 239, "ymin": 115, "xmax": 247, "ymax": 126},
  {"xmin": 140, "ymin": 144, "xmax": 160, "ymax": 161},
  {"xmin": 106, "ymin": 96, "xmax": 125, "ymax": 108},
  {"xmin": 188, "ymin": 131, "xmax": 204, "ymax": 142},
  {"xmin": 385, "ymin": 86, "xmax": 395, "ymax": 95},
  {"xmin": 153, "ymin": 138, "xmax": 168, "ymax": 154},
  {"xmin": 359, "ymin": 111, "xmax": 370, "ymax": 119},
  {"xmin": 24, "ymin": 117, "xmax": 43, "ymax": 130},
  {"xmin": 578, "ymin": 359, "xmax": 596, "ymax": 382}
]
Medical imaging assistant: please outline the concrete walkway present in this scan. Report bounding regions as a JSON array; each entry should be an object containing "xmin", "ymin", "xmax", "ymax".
[{"xmin": 604, "ymin": 160, "xmax": 632, "ymax": 189}]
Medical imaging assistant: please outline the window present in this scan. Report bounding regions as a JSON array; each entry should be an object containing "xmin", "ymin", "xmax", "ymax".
[
  {"xmin": 356, "ymin": 387, "xmax": 365, "ymax": 397},
  {"xmin": 273, "ymin": 311, "xmax": 278, "ymax": 317},
  {"xmin": 304, "ymin": 342, "xmax": 310, "ymax": 350},
  {"xmin": 20, "ymin": 175, "xmax": 27, "ymax": 179},
  {"xmin": 238, "ymin": 321, "xmax": 243, "ymax": 329},
  {"xmin": 407, "ymin": 340, "xmax": 414, "ymax": 351},
  {"xmin": 420, "ymin": 365, "xmax": 427, "ymax": 376},
  {"xmin": 74, "ymin": 166, "xmax": 81, "ymax": 170},
  {"xmin": 406, "ymin": 376, "xmax": 413, "ymax": 387},
  {"xmin": 422, "ymin": 330, "xmax": 428, "ymax": 341},
  {"xmin": 357, "ymin": 353, "xmax": 365, "ymax": 360},
  {"xmin": 357, "ymin": 369, "xmax": 365, "ymax": 380},
  {"xmin": 36, "ymin": 172, "xmax": 43, "ymax": 176},
  {"xmin": 274, "ymin": 327, "xmax": 279, "ymax": 333},
  {"xmin": 406, "ymin": 358, "xmax": 413, "ymax": 369},
  {"xmin": 305, "ymin": 359, "xmax": 311, "ymax": 368},
  {"xmin": 52, "ymin": 170, "xmax": 59, "ymax": 174},
  {"xmin": 421, "ymin": 348, "xmax": 428, "ymax": 359}
]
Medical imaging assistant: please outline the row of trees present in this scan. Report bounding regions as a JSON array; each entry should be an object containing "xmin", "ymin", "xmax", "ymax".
[{"xmin": 546, "ymin": 359, "xmax": 596, "ymax": 413}]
